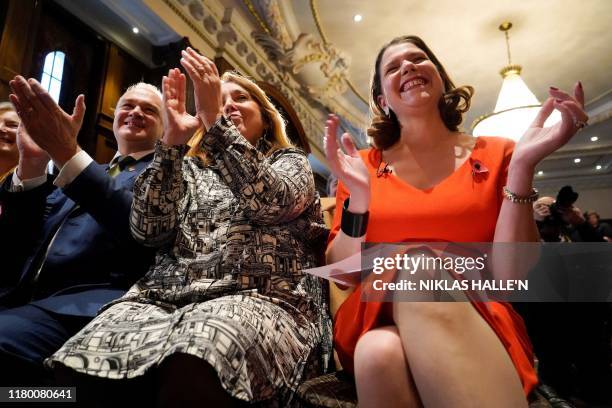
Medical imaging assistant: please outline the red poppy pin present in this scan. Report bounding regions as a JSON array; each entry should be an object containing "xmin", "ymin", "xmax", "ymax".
[{"xmin": 470, "ymin": 159, "xmax": 488, "ymax": 178}]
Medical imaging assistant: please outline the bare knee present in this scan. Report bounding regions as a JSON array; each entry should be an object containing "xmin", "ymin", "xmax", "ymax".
[
  {"xmin": 354, "ymin": 326, "xmax": 405, "ymax": 374},
  {"xmin": 354, "ymin": 327, "xmax": 422, "ymax": 408}
]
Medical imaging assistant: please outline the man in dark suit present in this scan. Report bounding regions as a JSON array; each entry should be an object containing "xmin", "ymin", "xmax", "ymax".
[{"xmin": 0, "ymin": 77, "xmax": 165, "ymax": 384}]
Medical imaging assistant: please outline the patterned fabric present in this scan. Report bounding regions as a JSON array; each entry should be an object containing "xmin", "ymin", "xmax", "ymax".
[
  {"xmin": 295, "ymin": 371, "xmax": 357, "ymax": 408},
  {"xmin": 48, "ymin": 117, "xmax": 332, "ymax": 404}
]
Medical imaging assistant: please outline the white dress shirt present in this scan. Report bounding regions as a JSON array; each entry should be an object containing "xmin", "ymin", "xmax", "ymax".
[{"xmin": 11, "ymin": 149, "xmax": 154, "ymax": 192}]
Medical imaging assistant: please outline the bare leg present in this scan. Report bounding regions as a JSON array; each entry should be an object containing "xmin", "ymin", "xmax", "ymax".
[
  {"xmin": 393, "ymin": 302, "xmax": 527, "ymax": 408},
  {"xmin": 354, "ymin": 326, "xmax": 422, "ymax": 408},
  {"xmin": 155, "ymin": 353, "xmax": 245, "ymax": 408}
]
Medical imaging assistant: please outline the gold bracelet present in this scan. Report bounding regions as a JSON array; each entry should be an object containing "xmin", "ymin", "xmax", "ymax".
[{"xmin": 502, "ymin": 186, "xmax": 539, "ymax": 204}]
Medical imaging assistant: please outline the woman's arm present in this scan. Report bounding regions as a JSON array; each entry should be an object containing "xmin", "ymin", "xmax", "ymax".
[
  {"xmin": 323, "ymin": 114, "xmax": 371, "ymax": 264},
  {"xmin": 493, "ymin": 163, "xmax": 540, "ymax": 243},
  {"xmin": 492, "ymin": 84, "xmax": 588, "ymax": 282},
  {"xmin": 130, "ymin": 68, "xmax": 199, "ymax": 247},
  {"xmin": 130, "ymin": 142, "xmax": 190, "ymax": 247},
  {"xmin": 325, "ymin": 181, "xmax": 368, "ymax": 265},
  {"xmin": 495, "ymin": 83, "xmax": 588, "ymax": 244},
  {"xmin": 202, "ymin": 116, "xmax": 315, "ymax": 224}
]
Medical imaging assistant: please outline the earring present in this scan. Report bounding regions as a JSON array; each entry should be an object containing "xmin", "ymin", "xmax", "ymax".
[{"xmin": 382, "ymin": 106, "xmax": 390, "ymax": 117}]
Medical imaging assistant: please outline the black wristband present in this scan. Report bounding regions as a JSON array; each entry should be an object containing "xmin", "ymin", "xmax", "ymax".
[{"xmin": 341, "ymin": 198, "xmax": 369, "ymax": 238}]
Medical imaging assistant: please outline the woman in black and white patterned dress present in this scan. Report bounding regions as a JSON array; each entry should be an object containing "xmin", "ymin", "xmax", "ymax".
[{"xmin": 48, "ymin": 48, "xmax": 331, "ymax": 407}]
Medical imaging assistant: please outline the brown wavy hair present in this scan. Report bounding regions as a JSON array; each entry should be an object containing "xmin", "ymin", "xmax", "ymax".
[
  {"xmin": 367, "ymin": 35, "xmax": 474, "ymax": 150},
  {"xmin": 187, "ymin": 71, "xmax": 292, "ymax": 163}
]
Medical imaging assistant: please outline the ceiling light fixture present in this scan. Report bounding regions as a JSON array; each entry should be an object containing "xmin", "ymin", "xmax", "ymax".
[
  {"xmin": 596, "ymin": 165, "xmax": 602, "ymax": 170},
  {"xmin": 574, "ymin": 158, "xmax": 581, "ymax": 163},
  {"xmin": 472, "ymin": 22, "xmax": 560, "ymax": 141},
  {"xmin": 132, "ymin": 27, "xmax": 139, "ymax": 34},
  {"xmin": 353, "ymin": 14, "xmax": 362, "ymax": 22},
  {"xmin": 590, "ymin": 136, "xmax": 599, "ymax": 142},
  {"xmin": 537, "ymin": 170, "xmax": 544, "ymax": 176}
]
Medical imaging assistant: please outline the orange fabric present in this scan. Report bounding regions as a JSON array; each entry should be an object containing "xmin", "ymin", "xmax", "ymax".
[{"xmin": 328, "ymin": 136, "xmax": 538, "ymax": 396}]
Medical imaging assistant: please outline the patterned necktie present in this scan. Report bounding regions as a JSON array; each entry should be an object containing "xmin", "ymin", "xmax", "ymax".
[{"xmin": 108, "ymin": 155, "xmax": 137, "ymax": 177}]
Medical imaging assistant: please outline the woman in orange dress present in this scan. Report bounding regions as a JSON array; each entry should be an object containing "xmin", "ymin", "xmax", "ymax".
[{"xmin": 324, "ymin": 35, "xmax": 588, "ymax": 407}]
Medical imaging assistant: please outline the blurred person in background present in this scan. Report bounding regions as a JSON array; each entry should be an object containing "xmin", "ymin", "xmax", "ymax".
[
  {"xmin": 533, "ymin": 187, "xmax": 604, "ymax": 242},
  {"xmin": 526, "ymin": 189, "xmax": 612, "ymax": 405},
  {"xmin": 0, "ymin": 102, "xmax": 20, "ymax": 182},
  {"xmin": 586, "ymin": 210, "xmax": 612, "ymax": 242}
]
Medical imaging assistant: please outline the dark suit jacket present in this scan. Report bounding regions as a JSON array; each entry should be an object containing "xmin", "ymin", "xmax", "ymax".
[{"xmin": 0, "ymin": 155, "xmax": 156, "ymax": 316}]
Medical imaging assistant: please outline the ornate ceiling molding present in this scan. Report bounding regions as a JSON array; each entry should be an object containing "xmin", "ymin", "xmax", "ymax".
[
  {"xmin": 247, "ymin": 0, "xmax": 351, "ymax": 104},
  {"xmin": 309, "ymin": 0, "xmax": 368, "ymax": 105},
  {"xmin": 243, "ymin": 0, "xmax": 367, "ymax": 146},
  {"xmin": 253, "ymin": 31, "xmax": 350, "ymax": 101},
  {"xmin": 246, "ymin": 0, "xmax": 292, "ymax": 49}
]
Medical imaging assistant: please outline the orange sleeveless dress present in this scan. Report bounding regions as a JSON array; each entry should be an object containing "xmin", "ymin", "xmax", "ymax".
[{"xmin": 328, "ymin": 136, "xmax": 538, "ymax": 396}]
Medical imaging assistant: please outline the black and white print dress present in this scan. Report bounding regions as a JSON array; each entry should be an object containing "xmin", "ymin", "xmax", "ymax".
[{"xmin": 47, "ymin": 117, "xmax": 332, "ymax": 405}]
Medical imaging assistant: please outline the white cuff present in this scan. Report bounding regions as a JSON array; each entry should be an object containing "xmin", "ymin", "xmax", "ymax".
[
  {"xmin": 11, "ymin": 170, "xmax": 48, "ymax": 192},
  {"xmin": 53, "ymin": 150, "xmax": 94, "ymax": 188}
]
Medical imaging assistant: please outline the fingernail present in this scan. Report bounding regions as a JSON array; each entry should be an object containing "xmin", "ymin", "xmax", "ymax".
[
  {"xmin": 578, "ymin": 81, "xmax": 583, "ymax": 89},
  {"xmin": 549, "ymin": 86, "xmax": 558, "ymax": 91},
  {"xmin": 555, "ymin": 99, "xmax": 563, "ymax": 103}
]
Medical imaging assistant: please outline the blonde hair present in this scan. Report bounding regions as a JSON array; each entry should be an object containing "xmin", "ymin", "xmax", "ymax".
[{"xmin": 187, "ymin": 71, "xmax": 292, "ymax": 162}]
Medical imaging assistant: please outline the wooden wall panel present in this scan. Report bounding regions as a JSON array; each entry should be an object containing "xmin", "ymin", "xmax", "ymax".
[{"xmin": 0, "ymin": 0, "xmax": 40, "ymax": 101}]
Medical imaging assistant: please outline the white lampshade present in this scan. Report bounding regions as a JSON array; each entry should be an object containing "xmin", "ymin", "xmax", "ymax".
[{"xmin": 472, "ymin": 65, "xmax": 560, "ymax": 141}]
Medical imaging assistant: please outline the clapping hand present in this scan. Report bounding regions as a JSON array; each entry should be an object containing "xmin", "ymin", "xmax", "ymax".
[
  {"xmin": 324, "ymin": 114, "xmax": 370, "ymax": 213},
  {"xmin": 180, "ymin": 47, "xmax": 223, "ymax": 131},
  {"xmin": 512, "ymin": 82, "xmax": 588, "ymax": 170},
  {"xmin": 14, "ymin": 123, "xmax": 50, "ymax": 179},
  {"xmin": 9, "ymin": 76, "xmax": 85, "ymax": 167},
  {"xmin": 161, "ymin": 68, "xmax": 201, "ymax": 146}
]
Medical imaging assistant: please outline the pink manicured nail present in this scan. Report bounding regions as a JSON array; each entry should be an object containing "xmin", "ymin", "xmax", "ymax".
[
  {"xmin": 578, "ymin": 81, "xmax": 583, "ymax": 89},
  {"xmin": 549, "ymin": 86, "xmax": 559, "ymax": 91}
]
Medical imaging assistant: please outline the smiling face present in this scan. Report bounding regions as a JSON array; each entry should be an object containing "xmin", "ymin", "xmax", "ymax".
[
  {"xmin": 113, "ymin": 87, "xmax": 164, "ymax": 153},
  {"xmin": 0, "ymin": 109, "xmax": 20, "ymax": 163},
  {"xmin": 221, "ymin": 81, "xmax": 266, "ymax": 145},
  {"xmin": 377, "ymin": 42, "xmax": 445, "ymax": 115}
]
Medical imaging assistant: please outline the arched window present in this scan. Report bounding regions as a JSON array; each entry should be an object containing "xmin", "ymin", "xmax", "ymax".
[{"xmin": 40, "ymin": 51, "xmax": 65, "ymax": 103}]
